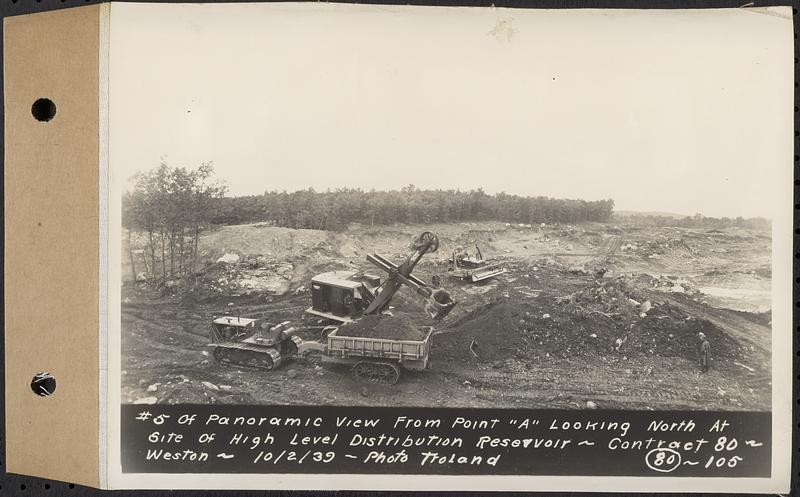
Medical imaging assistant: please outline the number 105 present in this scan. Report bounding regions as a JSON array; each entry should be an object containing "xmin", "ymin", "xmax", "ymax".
[{"xmin": 705, "ymin": 455, "xmax": 743, "ymax": 468}]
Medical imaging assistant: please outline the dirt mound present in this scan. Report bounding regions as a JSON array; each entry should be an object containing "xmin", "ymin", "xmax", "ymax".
[
  {"xmin": 554, "ymin": 281, "xmax": 644, "ymax": 321},
  {"xmin": 547, "ymin": 280, "xmax": 744, "ymax": 361},
  {"xmin": 435, "ymin": 301, "xmax": 527, "ymax": 362},
  {"xmin": 434, "ymin": 284, "xmax": 744, "ymax": 366},
  {"xmin": 626, "ymin": 305, "xmax": 741, "ymax": 359},
  {"xmin": 435, "ymin": 296, "xmax": 619, "ymax": 363},
  {"xmin": 339, "ymin": 313, "xmax": 428, "ymax": 341}
]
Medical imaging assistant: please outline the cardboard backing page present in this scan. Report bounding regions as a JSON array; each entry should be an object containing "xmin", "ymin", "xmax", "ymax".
[
  {"xmin": 1, "ymin": 2, "xmax": 794, "ymax": 492},
  {"xmin": 4, "ymin": 4, "xmax": 102, "ymax": 487}
]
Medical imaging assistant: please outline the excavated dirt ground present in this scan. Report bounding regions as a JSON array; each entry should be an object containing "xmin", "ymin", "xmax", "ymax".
[{"xmin": 121, "ymin": 222, "xmax": 772, "ymax": 410}]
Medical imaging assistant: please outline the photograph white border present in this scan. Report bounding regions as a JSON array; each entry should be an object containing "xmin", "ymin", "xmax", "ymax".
[{"xmin": 102, "ymin": 3, "xmax": 794, "ymax": 491}]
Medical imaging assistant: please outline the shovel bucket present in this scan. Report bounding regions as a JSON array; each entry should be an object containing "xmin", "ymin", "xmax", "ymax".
[{"xmin": 425, "ymin": 288, "xmax": 457, "ymax": 320}]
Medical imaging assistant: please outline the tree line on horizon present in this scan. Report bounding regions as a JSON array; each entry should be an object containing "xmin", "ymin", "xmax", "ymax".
[
  {"xmin": 208, "ymin": 186, "xmax": 617, "ymax": 230},
  {"xmin": 612, "ymin": 212, "xmax": 771, "ymax": 231}
]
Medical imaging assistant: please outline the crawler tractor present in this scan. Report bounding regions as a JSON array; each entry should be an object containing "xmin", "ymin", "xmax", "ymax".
[{"xmin": 209, "ymin": 318, "xmax": 303, "ymax": 370}]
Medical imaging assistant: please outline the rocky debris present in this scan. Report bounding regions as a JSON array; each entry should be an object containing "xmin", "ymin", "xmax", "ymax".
[
  {"xmin": 633, "ymin": 273, "xmax": 698, "ymax": 297},
  {"xmin": 146, "ymin": 383, "xmax": 160, "ymax": 392},
  {"xmin": 586, "ymin": 400, "xmax": 598, "ymax": 409},
  {"xmin": 201, "ymin": 381, "xmax": 219, "ymax": 391},
  {"xmin": 217, "ymin": 253, "xmax": 241, "ymax": 264},
  {"xmin": 192, "ymin": 259, "xmax": 296, "ymax": 297},
  {"xmin": 568, "ymin": 265, "xmax": 589, "ymax": 275},
  {"xmin": 555, "ymin": 280, "xmax": 642, "ymax": 323},
  {"xmin": 133, "ymin": 396, "xmax": 158, "ymax": 405}
]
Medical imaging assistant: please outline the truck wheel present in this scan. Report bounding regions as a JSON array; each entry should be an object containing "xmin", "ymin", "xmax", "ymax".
[{"xmin": 351, "ymin": 361, "xmax": 401, "ymax": 385}]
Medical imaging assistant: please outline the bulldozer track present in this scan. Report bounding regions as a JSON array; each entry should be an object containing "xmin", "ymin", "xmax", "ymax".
[{"xmin": 212, "ymin": 343, "xmax": 282, "ymax": 370}]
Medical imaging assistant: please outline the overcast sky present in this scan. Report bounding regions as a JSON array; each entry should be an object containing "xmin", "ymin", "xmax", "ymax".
[{"xmin": 108, "ymin": 3, "xmax": 792, "ymax": 218}]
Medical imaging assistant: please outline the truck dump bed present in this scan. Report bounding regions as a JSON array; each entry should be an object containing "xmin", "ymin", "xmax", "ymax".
[{"xmin": 324, "ymin": 326, "xmax": 433, "ymax": 370}]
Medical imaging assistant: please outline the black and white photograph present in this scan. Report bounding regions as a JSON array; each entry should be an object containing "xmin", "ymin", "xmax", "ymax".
[
  {"xmin": 103, "ymin": 2, "xmax": 792, "ymax": 491},
  {"xmin": 120, "ymin": 156, "xmax": 774, "ymax": 411}
]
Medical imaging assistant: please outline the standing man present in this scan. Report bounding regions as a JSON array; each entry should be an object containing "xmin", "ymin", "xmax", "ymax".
[{"xmin": 697, "ymin": 332, "xmax": 710, "ymax": 373}]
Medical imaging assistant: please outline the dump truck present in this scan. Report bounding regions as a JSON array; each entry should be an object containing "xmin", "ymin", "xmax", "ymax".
[{"xmin": 302, "ymin": 325, "xmax": 433, "ymax": 384}]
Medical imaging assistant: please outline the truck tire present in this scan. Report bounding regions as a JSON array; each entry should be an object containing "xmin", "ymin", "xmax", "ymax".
[{"xmin": 351, "ymin": 361, "xmax": 401, "ymax": 385}]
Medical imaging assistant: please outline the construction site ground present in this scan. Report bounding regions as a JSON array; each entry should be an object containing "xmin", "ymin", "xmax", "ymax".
[{"xmin": 121, "ymin": 221, "xmax": 772, "ymax": 410}]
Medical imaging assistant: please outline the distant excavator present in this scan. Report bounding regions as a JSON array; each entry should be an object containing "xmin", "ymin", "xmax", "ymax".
[{"xmin": 448, "ymin": 243, "xmax": 508, "ymax": 283}]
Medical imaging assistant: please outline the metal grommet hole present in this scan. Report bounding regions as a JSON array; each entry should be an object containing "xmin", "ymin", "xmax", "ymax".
[
  {"xmin": 31, "ymin": 98, "xmax": 57, "ymax": 122},
  {"xmin": 30, "ymin": 372, "xmax": 56, "ymax": 396}
]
